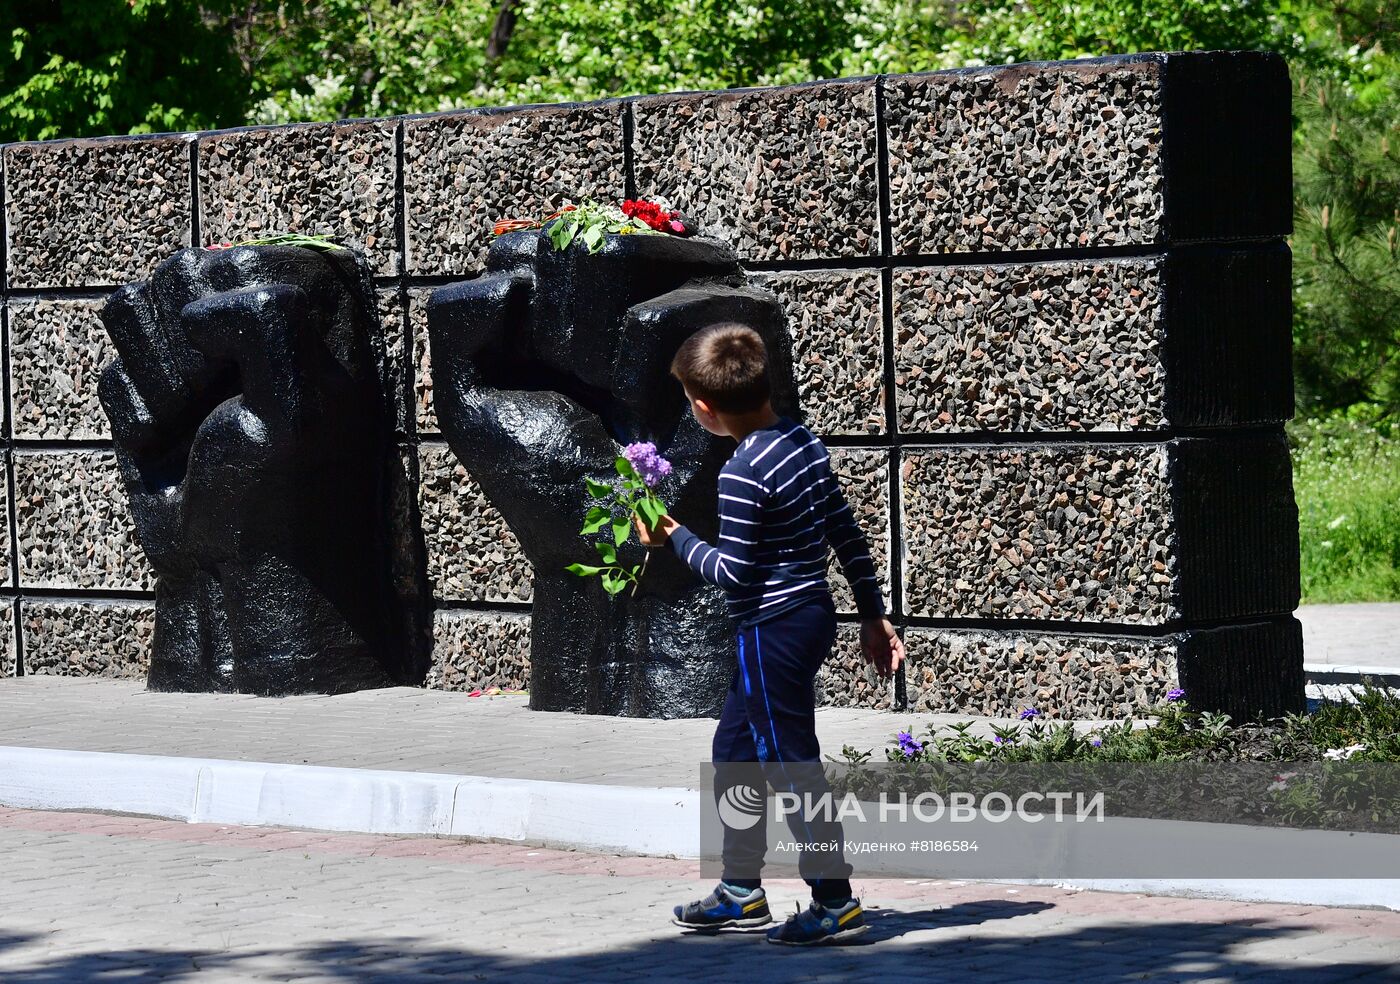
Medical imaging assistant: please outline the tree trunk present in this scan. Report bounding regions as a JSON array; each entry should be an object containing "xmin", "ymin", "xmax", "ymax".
[{"xmin": 486, "ymin": 0, "xmax": 518, "ymax": 61}]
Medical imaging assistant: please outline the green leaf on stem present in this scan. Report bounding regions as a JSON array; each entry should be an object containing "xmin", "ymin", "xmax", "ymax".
[
  {"xmin": 638, "ymin": 496, "xmax": 668, "ymax": 528},
  {"xmin": 601, "ymin": 573, "xmax": 628, "ymax": 595},
  {"xmin": 565, "ymin": 563, "xmax": 603, "ymax": 576},
  {"xmin": 612, "ymin": 516, "xmax": 630, "ymax": 546},
  {"xmin": 595, "ymin": 541, "xmax": 618, "ymax": 565},
  {"xmin": 581, "ymin": 505, "xmax": 610, "ymax": 535},
  {"xmin": 585, "ymin": 478, "xmax": 612, "ymax": 498},
  {"xmin": 615, "ymin": 456, "xmax": 638, "ymax": 480}
]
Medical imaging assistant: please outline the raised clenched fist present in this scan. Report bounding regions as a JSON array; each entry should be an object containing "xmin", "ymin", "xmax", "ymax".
[
  {"xmin": 427, "ymin": 230, "xmax": 798, "ymax": 716},
  {"xmin": 99, "ymin": 245, "xmax": 420, "ymax": 695}
]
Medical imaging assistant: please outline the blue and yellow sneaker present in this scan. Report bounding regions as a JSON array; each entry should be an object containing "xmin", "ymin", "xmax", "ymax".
[
  {"xmin": 671, "ymin": 883, "xmax": 772, "ymax": 932},
  {"xmin": 765, "ymin": 898, "xmax": 868, "ymax": 946}
]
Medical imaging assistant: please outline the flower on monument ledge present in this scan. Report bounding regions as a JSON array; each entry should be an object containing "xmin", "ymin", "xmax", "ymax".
[
  {"xmin": 1165, "ymin": 688, "xmax": 1186, "ymax": 702},
  {"xmin": 1018, "ymin": 708, "xmax": 1041, "ymax": 720},
  {"xmin": 896, "ymin": 731, "xmax": 924, "ymax": 759}
]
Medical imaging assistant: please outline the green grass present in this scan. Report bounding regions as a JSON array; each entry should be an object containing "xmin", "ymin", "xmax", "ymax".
[{"xmin": 1292, "ymin": 409, "xmax": 1400, "ymax": 604}]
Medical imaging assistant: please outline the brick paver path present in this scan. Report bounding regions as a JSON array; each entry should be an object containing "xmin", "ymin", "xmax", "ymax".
[{"xmin": 1, "ymin": 807, "xmax": 1397, "ymax": 983}]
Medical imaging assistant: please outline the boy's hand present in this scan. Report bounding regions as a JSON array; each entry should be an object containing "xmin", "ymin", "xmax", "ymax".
[
  {"xmin": 635, "ymin": 512, "xmax": 679, "ymax": 548},
  {"xmin": 860, "ymin": 618, "xmax": 905, "ymax": 677}
]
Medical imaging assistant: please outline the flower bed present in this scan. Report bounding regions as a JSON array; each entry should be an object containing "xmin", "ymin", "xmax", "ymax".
[{"xmin": 866, "ymin": 683, "xmax": 1400, "ymax": 765}]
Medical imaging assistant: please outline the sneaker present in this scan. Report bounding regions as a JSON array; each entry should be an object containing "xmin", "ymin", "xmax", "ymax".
[
  {"xmin": 765, "ymin": 898, "xmax": 868, "ymax": 946},
  {"xmin": 671, "ymin": 883, "xmax": 772, "ymax": 932}
]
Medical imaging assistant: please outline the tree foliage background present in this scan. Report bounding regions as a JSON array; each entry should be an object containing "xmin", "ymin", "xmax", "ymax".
[{"xmin": 2, "ymin": 0, "xmax": 1398, "ymax": 422}]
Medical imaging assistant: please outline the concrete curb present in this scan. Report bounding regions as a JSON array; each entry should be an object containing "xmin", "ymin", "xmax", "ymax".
[
  {"xmin": 1, "ymin": 745, "xmax": 1395, "ymax": 911},
  {"xmin": 1304, "ymin": 662, "xmax": 1400, "ymax": 688},
  {"xmin": 0, "ymin": 746, "xmax": 700, "ymax": 858}
]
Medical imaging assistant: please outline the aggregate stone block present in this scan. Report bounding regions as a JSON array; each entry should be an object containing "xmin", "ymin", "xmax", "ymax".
[
  {"xmin": 0, "ymin": 455, "xmax": 11, "ymax": 588},
  {"xmin": 894, "ymin": 259, "xmax": 1166, "ymax": 433},
  {"xmin": 903, "ymin": 617, "xmax": 1302, "ymax": 721},
  {"xmin": 377, "ymin": 287, "xmax": 409, "ymax": 434},
  {"xmin": 1174, "ymin": 617, "xmax": 1305, "ymax": 720},
  {"xmin": 403, "ymin": 104, "xmax": 625, "ymax": 276},
  {"xmin": 20, "ymin": 601, "xmax": 155, "ymax": 679},
  {"xmin": 899, "ymin": 435, "xmax": 1297, "ymax": 625},
  {"xmin": 1168, "ymin": 435, "xmax": 1300, "ymax": 622},
  {"xmin": 407, "ymin": 288, "xmax": 436, "ymax": 434},
  {"xmin": 425, "ymin": 609, "xmax": 531, "ymax": 692},
  {"xmin": 0, "ymin": 605, "xmax": 15, "ymax": 677},
  {"xmin": 1158, "ymin": 244, "xmax": 1294, "ymax": 428},
  {"xmin": 748, "ymin": 270, "xmax": 884, "ymax": 435},
  {"xmin": 8, "ymin": 298, "xmax": 113, "ymax": 439},
  {"xmin": 199, "ymin": 121, "xmax": 399, "ymax": 275},
  {"xmin": 815, "ymin": 622, "xmax": 894, "ymax": 710},
  {"xmin": 883, "ymin": 51, "xmax": 1289, "ymax": 255},
  {"xmin": 828, "ymin": 449, "xmax": 891, "ymax": 617},
  {"xmin": 893, "ymin": 247, "xmax": 1293, "ymax": 433},
  {"xmin": 5, "ymin": 136, "xmax": 192, "ymax": 288},
  {"xmin": 903, "ymin": 627, "xmax": 1179, "ymax": 719},
  {"xmin": 885, "ymin": 59, "xmax": 1164, "ymax": 255},
  {"xmin": 633, "ymin": 80, "xmax": 879, "ymax": 261},
  {"xmin": 1158, "ymin": 50, "xmax": 1293, "ymax": 243},
  {"xmin": 13, "ymin": 450, "xmax": 156, "ymax": 591},
  {"xmin": 418, "ymin": 444, "xmax": 532, "ymax": 603}
]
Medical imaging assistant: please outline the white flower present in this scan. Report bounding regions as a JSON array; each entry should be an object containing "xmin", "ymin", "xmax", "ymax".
[
  {"xmin": 1323, "ymin": 743, "xmax": 1367, "ymax": 761},
  {"xmin": 1267, "ymin": 770, "xmax": 1299, "ymax": 792}
]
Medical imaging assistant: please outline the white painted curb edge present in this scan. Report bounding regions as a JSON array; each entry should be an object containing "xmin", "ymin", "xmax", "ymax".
[
  {"xmin": 1, "ymin": 745, "xmax": 1395, "ymax": 911},
  {"xmin": 0, "ymin": 745, "xmax": 700, "ymax": 859}
]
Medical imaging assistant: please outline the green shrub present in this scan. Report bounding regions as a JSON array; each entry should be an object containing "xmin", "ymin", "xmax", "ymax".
[{"xmin": 1291, "ymin": 408, "xmax": 1400, "ymax": 603}]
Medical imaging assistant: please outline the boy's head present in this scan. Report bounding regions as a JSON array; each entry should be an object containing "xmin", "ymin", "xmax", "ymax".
[{"xmin": 669, "ymin": 323, "xmax": 771, "ymax": 435}]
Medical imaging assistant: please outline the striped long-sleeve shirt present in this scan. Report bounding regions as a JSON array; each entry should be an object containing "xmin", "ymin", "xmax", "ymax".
[{"xmin": 667, "ymin": 416, "xmax": 885, "ymax": 627}]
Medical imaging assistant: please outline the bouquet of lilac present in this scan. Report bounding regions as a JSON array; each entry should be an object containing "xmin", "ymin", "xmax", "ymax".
[{"xmin": 566, "ymin": 442, "xmax": 672, "ymax": 596}]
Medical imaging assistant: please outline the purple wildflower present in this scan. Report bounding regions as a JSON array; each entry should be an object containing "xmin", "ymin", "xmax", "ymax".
[
  {"xmin": 1090, "ymin": 737, "xmax": 1103, "ymax": 748},
  {"xmin": 896, "ymin": 730, "xmax": 924, "ymax": 759},
  {"xmin": 1019, "ymin": 708, "xmax": 1041, "ymax": 720},
  {"xmin": 992, "ymin": 736, "xmax": 1004, "ymax": 745},
  {"xmin": 1165, "ymin": 688, "xmax": 1186, "ymax": 703},
  {"xmin": 622, "ymin": 442, "xmax": 673, "ymax": 488}
]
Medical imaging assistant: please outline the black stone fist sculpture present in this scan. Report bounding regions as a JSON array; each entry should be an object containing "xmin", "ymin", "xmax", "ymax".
[
  {"xmin": 98, "ymin": 245, "xmax": 424, "ymax": 695},
  {"xmin": 428, "ymin": 230, "xmax": 798, "ymax": 717}
]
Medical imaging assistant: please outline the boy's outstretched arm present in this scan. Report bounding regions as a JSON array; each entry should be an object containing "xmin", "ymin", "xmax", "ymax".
[
  {"xmin": 822, "ymin": 470, "xmax": 905, "ymax": 677},
  {"xmin": 636, "ymin": 458, "xmax": 766, "ymax": 591}
]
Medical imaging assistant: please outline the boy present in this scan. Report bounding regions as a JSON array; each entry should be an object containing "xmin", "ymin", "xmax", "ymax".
[{"xmin": 635, "ymin": 322, "xmax": 905, "ymax": 946}]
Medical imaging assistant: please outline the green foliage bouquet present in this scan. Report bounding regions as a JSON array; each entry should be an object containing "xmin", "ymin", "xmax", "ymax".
[{"xmin": 566, "ymin": 442, "xmax": 671, "ymax": 596}]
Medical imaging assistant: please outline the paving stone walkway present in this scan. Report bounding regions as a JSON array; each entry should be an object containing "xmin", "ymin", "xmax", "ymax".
[
  {"xmin": 1298, "ymin": 604, "xmax": 1400, "ymax": 670},
  {"xmin": 1, "ymin": 807, "xmax": 1397, "ymax": 983},
  {"xmin": 0, "ymin": 678, "xmax": 1115, "ymax": 788}
]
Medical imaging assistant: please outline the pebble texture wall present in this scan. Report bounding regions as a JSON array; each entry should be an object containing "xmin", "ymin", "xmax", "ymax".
[{"xmin": 0, "ymin": 50, "xmax": 1301, "ymax": 719}]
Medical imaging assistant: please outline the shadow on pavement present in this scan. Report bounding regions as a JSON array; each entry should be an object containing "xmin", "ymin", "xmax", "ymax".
[{"xmin": 1, "ymin": 911, "xmax": 1396, "ymax": 982}]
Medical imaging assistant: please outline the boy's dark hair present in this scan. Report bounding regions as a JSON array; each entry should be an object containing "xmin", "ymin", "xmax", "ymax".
[{"xmin": 669, "ymin": 323, "xmax": 771, "ymax": 413}]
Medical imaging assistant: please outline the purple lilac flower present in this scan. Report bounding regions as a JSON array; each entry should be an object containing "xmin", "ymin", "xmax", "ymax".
[
  {"xmin": 622, "ymin": 442, "xmax": 673, "ymax": 488},
  {"xmin": 896, "ymin": 731, "xmax": 924, "ymax": 759},
  {"xmin": 1019, "ymin": 708, "xmax": 1041, "ymax": 720},
  {"xmin": 1165, "ymin": 688, "xmax": 1186, "ymax": 703}
]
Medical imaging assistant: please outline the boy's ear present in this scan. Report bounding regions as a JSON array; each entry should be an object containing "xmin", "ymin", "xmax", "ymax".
[{"xmin": 694, "ymin": 397, "xmax": 714, "ymax": 416}]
